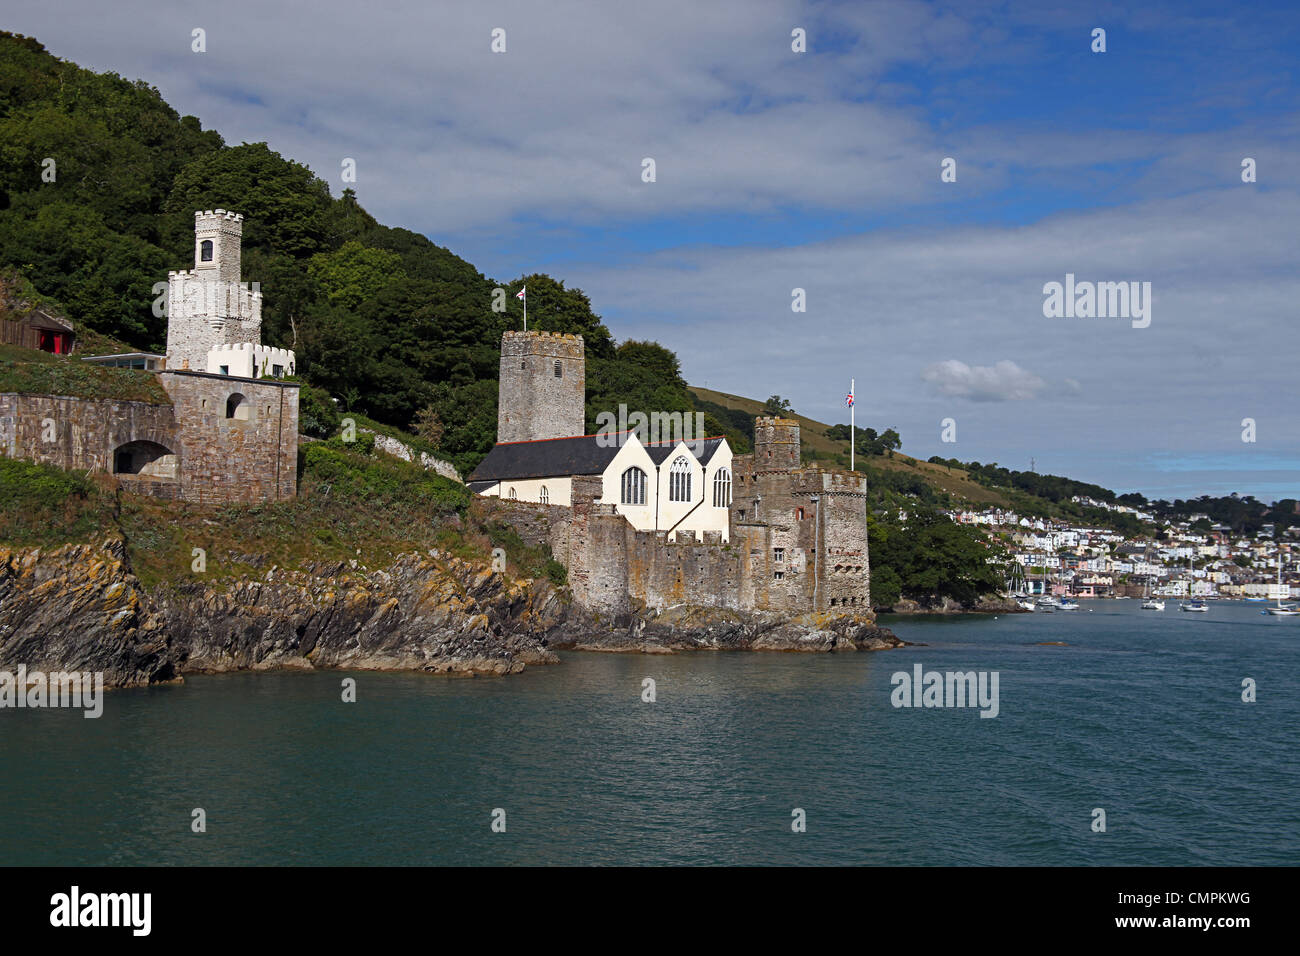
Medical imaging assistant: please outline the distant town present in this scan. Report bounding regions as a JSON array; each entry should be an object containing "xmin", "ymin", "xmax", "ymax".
[{"xmin": 946, "ymin": 496, "xmax": 1299, "ymax": 600}]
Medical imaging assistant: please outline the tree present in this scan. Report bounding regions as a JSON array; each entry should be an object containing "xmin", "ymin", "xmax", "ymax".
[
  {"xmin": 412, "ymin": 406, "xmax": 444, "ymax": 450},
  {"xmin": 763, "ymin": 395, "xmax": 793, "ymax": 416}
]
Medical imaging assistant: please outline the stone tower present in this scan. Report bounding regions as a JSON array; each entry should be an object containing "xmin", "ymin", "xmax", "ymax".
[
  {"xmin": 497, "ymin": 330, "xmax": 586, "ymax": 442},
  {"xmin": 165, "ymin": 210, "xmax": 263, "ymax": 371},
  {"xmin": 753, "ymin": 416, "xmax": 800, "ymax": 471}
]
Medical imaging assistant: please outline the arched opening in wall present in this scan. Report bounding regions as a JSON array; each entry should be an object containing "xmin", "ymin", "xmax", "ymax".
[
  {"xmin": 112, "ymin": 441, "xmax": 178, "ymax": 480},
  {"xmin": 200, "ymin": 240, "xmax": 214, "ymax": 262},
  {"xmin": 796, "ymin": 507, "xmax": 805, "ymax": 520},
  {"xmin": 508, "ymin": 487, "xmax": 518, "ymax": 500},
  {"xmin": 539, "ymin": 485, "xmax": 549, "ymax": 504},
  {"xmin": 226, "ymin": 393, "xmax": 249, "ymax": 420}
]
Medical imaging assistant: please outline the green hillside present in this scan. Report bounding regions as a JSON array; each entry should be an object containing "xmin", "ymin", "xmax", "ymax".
[
  {"xmin": 0, "ymin": 31, "xmax": 733, "ymax": 477},
  {"xmin": 689, "ymin": 385, "xmax": 1012, "ymax": 507}
]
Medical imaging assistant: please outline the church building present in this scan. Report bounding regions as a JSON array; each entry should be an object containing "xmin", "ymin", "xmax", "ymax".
[{"xmin": 468, "ymin": 330, "xmax": 735, "ymax": 542}]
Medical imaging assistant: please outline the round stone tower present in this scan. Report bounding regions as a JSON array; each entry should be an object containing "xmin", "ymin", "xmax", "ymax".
[
  {"xmin": 753, "ymin": 416, "xmax": 800, "ymax": 471},
  {"xmin": 497, "ymin": 330, "xmax": 586, "ymax": 442}
]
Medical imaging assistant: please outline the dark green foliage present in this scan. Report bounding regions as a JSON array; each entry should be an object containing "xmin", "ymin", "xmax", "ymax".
[
  {"xmin": 762, "ymin": 395, "xmax": 793, "ymax": 415},
  {"xmin": 485, "ymin": 521, "xmax": 566, "ymax": 584},
  {"xmin": 0, "ymin": 455, "xmax": 91, "ymax": 506},
  {"xmin": 0, "ymin": 31, "xmax": 750, "ymax": 475},
  {"xmin": 868, "ymin": 502, "xmax": 1007, "ymax": 609},
  {"xmin": 0, "ymin": 457, "xmax": 106, "ymax": 547},
  {"xmin": 297, "ymin": 384, "xmax": 340, "ymax": 439},
  {"xmin": 299, "ymin": 441, "xmax": 469, "ymax": 514},
  {"xmin": 826, "ymin": 423, "xmax": 901, "ymax": 456}
]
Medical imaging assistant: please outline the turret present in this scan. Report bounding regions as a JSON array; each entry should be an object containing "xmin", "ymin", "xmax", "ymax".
[{"xmin": 753, "ymin": 416, "xmax": 800, "ymax": 472}]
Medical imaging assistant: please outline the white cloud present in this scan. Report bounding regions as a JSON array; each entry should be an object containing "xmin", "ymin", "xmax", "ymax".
[{"xmin": 921, "ymin": 360, "xmax": 1046, "ymax": 401}]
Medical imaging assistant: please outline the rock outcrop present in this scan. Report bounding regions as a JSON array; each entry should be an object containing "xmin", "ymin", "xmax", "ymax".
[
  {"xmin": 0, "ymin": 539, "xmax": 901, "ymax": 687},
  {"xmin": 885, "ymin": 595, "xmax": 1027, "ymax": 615},
  {"xmin": 0, "ymin": 539, "xmax": 177, "ymax": 686},
  {"xmin": 557, "ymin": 603, "xmax": 902, "ymax": 654}
]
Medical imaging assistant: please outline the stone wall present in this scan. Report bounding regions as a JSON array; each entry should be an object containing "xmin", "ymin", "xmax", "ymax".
[
  {"xmin": 0, "ymin": 392, "xmax": 178, "ymax": 480},
  {"xmin": 496, "ymin": 330, "xmax": 585, "ymax": 442},
  {"xmin": 475, "ymin": 463, "xmax": 872, "ymax": 619},
  {"xmin": 159, "ymin": 371, "xmax": 298, "ymax": 504}
]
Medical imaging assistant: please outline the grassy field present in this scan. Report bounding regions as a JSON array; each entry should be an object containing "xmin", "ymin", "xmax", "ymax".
[
  {"xmin": 688, "ymin": 385, "xmax": 1011, "ymax": 507},
  {"xmin": 0, "ymin": 342, "xmax": 171, "ymax": 404}
]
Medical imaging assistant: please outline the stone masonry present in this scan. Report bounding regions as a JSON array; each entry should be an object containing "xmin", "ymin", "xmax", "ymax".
[{"xmin": 496, "ymin": 331, "xmax": 585, "ymax": 442}]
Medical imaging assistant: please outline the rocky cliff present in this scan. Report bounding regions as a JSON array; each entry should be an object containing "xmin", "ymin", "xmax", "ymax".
[{"xmin": 0, "ymin": 539, "xmax": 901, "ymax": 687}]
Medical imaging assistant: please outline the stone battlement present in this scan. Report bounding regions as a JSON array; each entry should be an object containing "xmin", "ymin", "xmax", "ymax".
[
  {"xmin": 167, "ymin": 271, "xmax": 262, "ymax": 295},
  {"xmin": 195, "ymin": 209, "xmax": 244, "ymax": 223},
  {"xmin": 502, "ymin": 330, "xmax": 583, "ymax": 343}
]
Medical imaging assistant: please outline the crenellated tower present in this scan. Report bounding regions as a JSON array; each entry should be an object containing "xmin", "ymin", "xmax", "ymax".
[
  {"xmin": 165, "ymin": 210, "xmax": 264, "ymax": 372},
  {"xmin": 497, "ymin": 330, "xmax": 586, "ymax": 442},
  {"xmin": 753, "ymin": 416, "xmax": 801, "ymax": 472}
]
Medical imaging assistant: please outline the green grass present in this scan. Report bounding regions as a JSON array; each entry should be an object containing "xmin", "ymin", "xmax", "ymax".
[
  {"xmin": 0, "ymin": 342, "xmax": 171, "ymax": 404},
  {"xmin": 0, "ymin": 434, "xmax": 571, "ymax": 595},
  {"xmin": 0, "ymin": 458, "xmax": 112, "ymax": 548}
]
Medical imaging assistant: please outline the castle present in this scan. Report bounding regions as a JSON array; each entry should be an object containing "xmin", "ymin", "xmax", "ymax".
[
  {"xmin": 0, "ymin": 211, "xmax": 300, "ymax": 504},
  {"xmin": 470, "ymin": 330, "xmax": 871, "ymax": 616}
]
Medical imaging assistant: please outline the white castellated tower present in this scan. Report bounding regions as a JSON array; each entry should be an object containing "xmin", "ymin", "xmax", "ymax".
[{"xmin": 165, "ymin": 210, "xmax": 294, "ymax": 378}]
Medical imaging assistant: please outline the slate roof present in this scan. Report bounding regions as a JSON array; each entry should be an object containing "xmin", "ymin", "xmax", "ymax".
[
  {"xmin": 643, "ymin": 435, "xmax": 726, "ymax": 467},
  {"xmin": 468, "ymin": 432, "xmax": 727, "ymax": 483}
]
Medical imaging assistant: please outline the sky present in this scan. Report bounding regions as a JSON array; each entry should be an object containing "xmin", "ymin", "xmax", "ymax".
[{"xmin": 6, "ymin": 0, "xmax": 1300, "ymax": 502}]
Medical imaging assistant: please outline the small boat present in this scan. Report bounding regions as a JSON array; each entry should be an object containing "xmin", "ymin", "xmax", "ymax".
[
  {"xmin": 1113, "ymin": 595, "xmax": 1131, "ymax": 600},
  {"xmin": 1180, "ymin": 600, "xmax": 1209, "ymax": 612},
  {"xmin": 1058, "ymin": 599, "xmax": 1080, "ymax": 610},
  {"xmin": 1264, "ymin": 560, "xmax": 1297, "ymax": 615},
  {"xmin": 1016, "ymin": 599, "xmax": 1037, "ymax": 612},
  {"xmin": 1244, "ymin": 597, "xmax": 1267, "ymax": 602},
  {"xmin": 1141, "ymin": 599, "xmax": 1166, "ymax": 610}
]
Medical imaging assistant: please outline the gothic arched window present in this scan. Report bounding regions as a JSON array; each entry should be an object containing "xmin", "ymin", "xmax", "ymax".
[
  {"xmin": 621, "ymin": 467, "xmax": 646, "ymax": 505},
  {"xmin": 200, "ymin": 240, "xmax": 214, "ymax": 262},
  {"xmin": 669, "ymin": 456, "xmax": 692, "ymax": 502},
  {"xmin": 713, "ymin": 468, "xmax": 731, "ymax": 507},
  {"xmin": 539, "ymin": 485, "xmax": 549, "ymax": 505}
]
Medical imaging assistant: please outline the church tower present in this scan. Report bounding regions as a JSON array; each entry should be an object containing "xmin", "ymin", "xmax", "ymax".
[
  {"xmin": 165, "ymin": 209, "xmax": 263, "ymax": 372},
  {"xmin": 497, "ymin": 330, "xmax": 586, "ymax": 442}
]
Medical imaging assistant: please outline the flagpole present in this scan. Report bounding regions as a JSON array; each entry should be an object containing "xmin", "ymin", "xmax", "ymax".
[
  {"xmin": 523, "ymin": 289, "xmax": 527, "ymax": 332},
  {"xmin": 850, "ymin": 378, "xmax": 855, "ymax": 473}
]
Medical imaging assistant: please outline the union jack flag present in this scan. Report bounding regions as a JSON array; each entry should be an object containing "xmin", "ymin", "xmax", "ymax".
[{"xmin": 845, "ymin": 391, "xmax": 854, "ymax": 407}]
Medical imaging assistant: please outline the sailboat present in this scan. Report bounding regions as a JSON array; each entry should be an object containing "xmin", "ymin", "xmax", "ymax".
[
  {"xmin": 1180, "ymin": 552, "xmax": 1208, "ymax": 611},
  {"xmin": 1265, "ymin": 556, "xmax": 1299, "ymax": 616},
  {"xmin": 1140, "ymin": 576, "xmax": 1165, "ymax": 611},
  {"xmin": 1008, "ymin": 562, "xmax": 1035, "ymax": 611}
]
